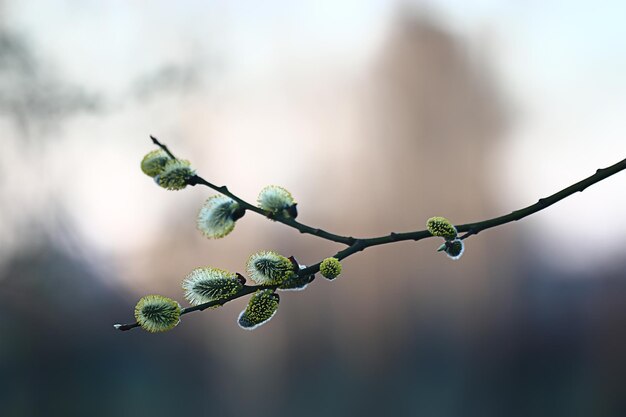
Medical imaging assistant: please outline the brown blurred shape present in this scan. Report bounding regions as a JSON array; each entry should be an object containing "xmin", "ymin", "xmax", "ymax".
[{"xmin": 128, "ymin": 11, "xmax": 517, "ymax": 384}]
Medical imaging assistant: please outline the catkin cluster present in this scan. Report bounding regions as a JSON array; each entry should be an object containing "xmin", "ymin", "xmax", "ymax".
[
  {"xmin": 127, "ymin": 147, "xmax": 462, "ymax": 333},
  {"xmin": 132, "ymin": 148, "xmax": 338, "ymax": 332}
]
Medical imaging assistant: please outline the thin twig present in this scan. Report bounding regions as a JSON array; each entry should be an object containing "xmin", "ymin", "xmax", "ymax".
[
  {"xmin": 151, "ymin": 135, "xmax": 355, "ymax": 245},
  {"xmin": 114, "ymin": 139, "xmax": 626, "ymax": 331},
  {"xmin": 150, "ymin": 135, "xmax": 176, "ymax": 159},
  {"xmin": 190, "ymin": 175, "xmax": 355, "ymax": 244}
]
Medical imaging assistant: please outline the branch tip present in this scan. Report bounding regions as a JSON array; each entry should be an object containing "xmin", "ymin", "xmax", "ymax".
[{"xmin": 148, "ymin": 135, "xmax": 176, "ymax": 159}]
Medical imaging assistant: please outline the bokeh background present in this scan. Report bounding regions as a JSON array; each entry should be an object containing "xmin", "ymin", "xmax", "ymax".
[{"xmin": 1, "ymin": 1, "xmax": 625, "ymax": 416}]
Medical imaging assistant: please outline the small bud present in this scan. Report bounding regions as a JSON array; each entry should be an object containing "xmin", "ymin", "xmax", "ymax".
[
  {"xmin": 236, "ymin": 273, "xmax": 247, "ymax": 285},
  {"xmin": 287, "ymin": 256, "xmax": 300, "ymax": 270},
  {"xmin": 246, "ymin": 251, "xmax": 295, "ymax": 285},
  {"xmin": 197, "ymin": 195, "xmax": 243, "ymax": 239},
  {"xmin": 156, "ymin": 159, "xmax": 195, "ymax": 190},
  {"xmin": 141, "ymin": 149, "xmax": 170, "ymax": 177},
  {"xmin": 319, "ymin": 257, "xmax": 342, "ymax": 280},
  {"xmin": 237, "ymin": 290, "xmax": 280, "ymax": 330},
  {"xmin": 426, "ymin": 216, "xmax": 457, "ymax": 240},
  {"xmin": 134, "ymin": 295, "xmax": 181, "ymax": 333},
  {"xmin": 279, "ymin": 264, "xmax": 314, "ymax": 291},
  {"xmin": 182, "ymin": 267, "xmax": 244, "ymax": 306},
  {"xmin": 443, "ymin": 239, "xmax": 464, "ymax": 260},
  {"xmin": 257, "ymin": 185, "xmax": 297, "ymax": 218},
  {"xmin": 285, "ymin": 203, "xmax": 298, "ymax": 218}
]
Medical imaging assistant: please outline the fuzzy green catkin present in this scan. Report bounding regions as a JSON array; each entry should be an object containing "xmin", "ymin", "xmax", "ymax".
[
  {"xmin": 257, "ymin": 185, "xmax": 297, "ymax": 218},
  {"xmin": 237, "ymin": 290, "xmax": 280, "ymax": 330},
  {"xmin": 246, "ymin": 251, "xmax": 295, "ymax": 285},
  {"xmin": 156, "ymin": 159, "xmax": 195, "ymax": 190},
  {"xmin": 141, "ymin": 149, "xmax": 170, "ymax": 177},
  {"xmin": 197, "ymin": 195, "xmax": 242, "ymax": 239},
  {"xmin": 426, "ymin": 216, "xmax": 457, "ymax": 240},
  {"xmin": 444, "ymin": 239, "xmax": 464, "ymax": 260},
  {"xmin": 134, "ymin": 295, "xmax": 181, "ymax": 333},
  {"xmin": 182, "ymin": 267, "xmax": 244, "ymax": 305},
  {"xmin": 319, "ymin": 257, "xmax": 342, "ymax": 280},
  {"xmin": 278, "ymin": 267, "xmax": 314, "ymax": 291}
]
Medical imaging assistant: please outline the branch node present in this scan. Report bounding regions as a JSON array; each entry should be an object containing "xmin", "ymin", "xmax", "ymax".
[{"xmin": 187, "ymin": 175, "xmax": 200, "ymax": 186}]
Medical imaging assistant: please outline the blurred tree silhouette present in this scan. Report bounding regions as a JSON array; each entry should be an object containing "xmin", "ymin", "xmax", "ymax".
[
  {"xmin": 1, "ymin": 4, "xmax": 625, "ymax": 417},
  {"xmin": 0, "ymin": 29, "xmax": 100, "ymax": 139}
]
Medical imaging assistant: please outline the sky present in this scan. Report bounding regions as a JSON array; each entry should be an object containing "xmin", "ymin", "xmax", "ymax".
[{"xmin": 2, "ymin": 0, "xmax": 625, "ymax": 272}]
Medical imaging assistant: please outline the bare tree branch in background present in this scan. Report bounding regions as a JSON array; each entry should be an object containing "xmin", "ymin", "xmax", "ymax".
[{"xmin": 0, "ymin": 30, "xmax": 101, "ymax": 138}]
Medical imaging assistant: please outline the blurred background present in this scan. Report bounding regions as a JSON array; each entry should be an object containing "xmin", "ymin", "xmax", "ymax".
[{"xmin": 1, "ymin": 1, "xmax": 625, "ymax": 416}]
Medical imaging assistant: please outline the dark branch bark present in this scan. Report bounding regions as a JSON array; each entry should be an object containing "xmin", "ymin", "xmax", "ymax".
[{"xmin": 114, "ymin": 139, "xmax": 626, "ymax": 332}]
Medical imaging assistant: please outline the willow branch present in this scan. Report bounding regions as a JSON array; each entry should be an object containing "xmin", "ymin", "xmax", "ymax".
[
  {"xmin": 304, "ymin": 155, "xmax": 626, "ymax": 267},
  {"xmin": 151, "ymin": 136, "xmax": 355, "ymax": 245},
  {"xmin": 150, "ymin": 135, "xmax": 176, "ymax": 159},
  {"xmin": 114, "ymin": 283, "xmax": 281, "ymax": 331},
  {"xmin": 189, "ymin": 175, "xmax": 356, "ymax": 245},
  {"xmin": 115, "ymin": 139, "xmax": 626, "ymax": 331},
  {"xmin": 455, "ymin": 162, "xmax": 626, "ymax": 239}
]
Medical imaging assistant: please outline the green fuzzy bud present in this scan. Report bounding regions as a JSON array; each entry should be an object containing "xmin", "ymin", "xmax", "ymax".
[
  {"xmin": 238, "ymin": 290, "xmax": 280, "ymax": 330},
  {"xmin": 197, "ymin": 195, "xmax": 243, "ymax": 239},
  {"xmin": 246, "ymin": 251, "xmax": 295, "ymax": 285},
  {"xmin": 134, "ymin": 295, "xmax": 181, "ymax": 333},
  {"xmin": 141, "ymin": 149, "xmax": 170, "ymax": 177},
  {"xmin": 426, "ymin": 216, "xmax": 457, "ymax": 240},
  {"xmin": 155, "ymin": 159, "xmax": 195, "ymax": 190},
  {"xmin": 278, "ymin": 264, "xmax": 314, "ymax": 291},
  {"xmin": 182, "ymin": 267, "xmax": 244, "ymax": 306},
  {"xmin": 257, "ymin": 185, "xmax": 297, "ymax": 218},
  {"xmin": 319, "ymin": 257, "xmax": 342, "ymax": 280},
  {"xmin": 443, "ymin": 239, "xmax": 464, "ymax": 260}
]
